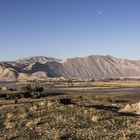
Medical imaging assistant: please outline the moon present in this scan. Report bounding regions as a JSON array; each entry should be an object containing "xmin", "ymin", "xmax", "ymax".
[{"xmin": 98, "ymin": 11, "xmax": 102, "ymax": 15}]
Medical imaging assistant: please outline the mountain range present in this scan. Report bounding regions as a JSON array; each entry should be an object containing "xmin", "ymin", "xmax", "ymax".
[{"xmin": 1, "ymin": 55, "xmax": 140, "ymax": 81}]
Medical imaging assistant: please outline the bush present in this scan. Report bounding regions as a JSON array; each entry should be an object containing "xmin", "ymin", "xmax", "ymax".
[
  {"xmin": 19, "ymin": 84, "xmax": 32, "ymax": 92},
  {"xmin": 19, "ymin": 85, "xmax": 45, "ymax": 99},
  {"xmin": 33, "ymin": 87, "xmax": 44, "ymax": 92}
]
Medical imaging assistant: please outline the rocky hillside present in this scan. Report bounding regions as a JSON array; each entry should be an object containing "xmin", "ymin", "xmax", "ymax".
[{"xmin": 1, "ymin": 55, "xmax": 140, "ymax": 81}]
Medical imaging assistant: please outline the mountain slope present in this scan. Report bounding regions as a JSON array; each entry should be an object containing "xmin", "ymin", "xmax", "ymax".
[{"xmin": 1, "ymin": 55, "xmax": 140, "ymax": 81}]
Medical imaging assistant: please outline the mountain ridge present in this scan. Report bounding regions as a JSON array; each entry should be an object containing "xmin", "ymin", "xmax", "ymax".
[{"xmin": 1, "ymin": 55, "xmax": 140, "ymax": 81}]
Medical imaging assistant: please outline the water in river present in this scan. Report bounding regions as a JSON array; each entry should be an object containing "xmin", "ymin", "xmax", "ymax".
[{"xmin": 0, "ymin": 82, "xmax": 18, "ymax": 89}]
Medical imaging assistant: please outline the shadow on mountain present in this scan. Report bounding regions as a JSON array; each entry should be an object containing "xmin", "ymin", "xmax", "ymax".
[{"xmin": 23, "ymin": 62, "xmax": 63, "ymax": 77}]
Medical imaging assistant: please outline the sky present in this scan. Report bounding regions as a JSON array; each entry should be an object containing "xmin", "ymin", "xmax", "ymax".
[{"xmin": 0, "ymin": 0, "xmax": 140, "ymax": 61}]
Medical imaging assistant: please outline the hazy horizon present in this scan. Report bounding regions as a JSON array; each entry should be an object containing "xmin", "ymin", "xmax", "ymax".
[
  {"xmin": 0, "ymin": 0, "xmax": 140, "ymax": 61},
  {"xmin": 1, "ymin": 54, "xmax": 140, "ymax": 62}
]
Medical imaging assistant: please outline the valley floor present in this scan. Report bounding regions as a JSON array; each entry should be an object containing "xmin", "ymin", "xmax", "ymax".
[{"xmin": 0, "ymin": 89, "xmax": 140, "ymax": 140}]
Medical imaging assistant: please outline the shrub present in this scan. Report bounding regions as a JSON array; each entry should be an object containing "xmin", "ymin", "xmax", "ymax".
[
  {"xmin": 19, "ymin": 85, "xmax": 45, "ymax": 99},
  {"xmin": 30, "ymin": 86, "xmax": 45, "ymax": 99}
]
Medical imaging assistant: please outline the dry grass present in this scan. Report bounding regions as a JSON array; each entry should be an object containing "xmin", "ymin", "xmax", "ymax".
[
  {"xmin": 0, "ymin": 94, "xmax": 139, "ymax": 140},
  {"xmin": 91, "ymin": 115, "xmax": 100, "ymax": 122},
  {"xmin": 0, "ymin": 81, "xmax": 140, "ymax": 139},
  {"xmin": 40, "ymin": 80, "xmax": 140, "ymax": 89}
]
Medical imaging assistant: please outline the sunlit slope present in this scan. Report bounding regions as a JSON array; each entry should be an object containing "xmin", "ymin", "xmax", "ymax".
[{"xmin": 1, "ymin": 55, "xmax": 140, "ymax": 81}]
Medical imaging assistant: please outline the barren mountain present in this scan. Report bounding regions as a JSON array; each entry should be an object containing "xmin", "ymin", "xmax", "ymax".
[{"xmin": 1, "ymin": 55, "xmax": 140, "ymax": 81}]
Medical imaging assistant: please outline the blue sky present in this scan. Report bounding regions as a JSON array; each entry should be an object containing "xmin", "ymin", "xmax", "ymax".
[{"xmin": 0, "ymin": 0, "xmax": 140, "ymax": 60}]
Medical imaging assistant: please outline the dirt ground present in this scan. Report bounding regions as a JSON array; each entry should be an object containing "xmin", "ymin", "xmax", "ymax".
[{"xmin": 0, "ymin": 90, "xmax": 139, "ymax": 140}]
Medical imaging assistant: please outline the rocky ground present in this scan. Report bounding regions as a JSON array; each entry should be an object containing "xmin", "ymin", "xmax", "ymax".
[{"xmin": 0, "ymin": 92, "xmax": 139, "ymax": 140}]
